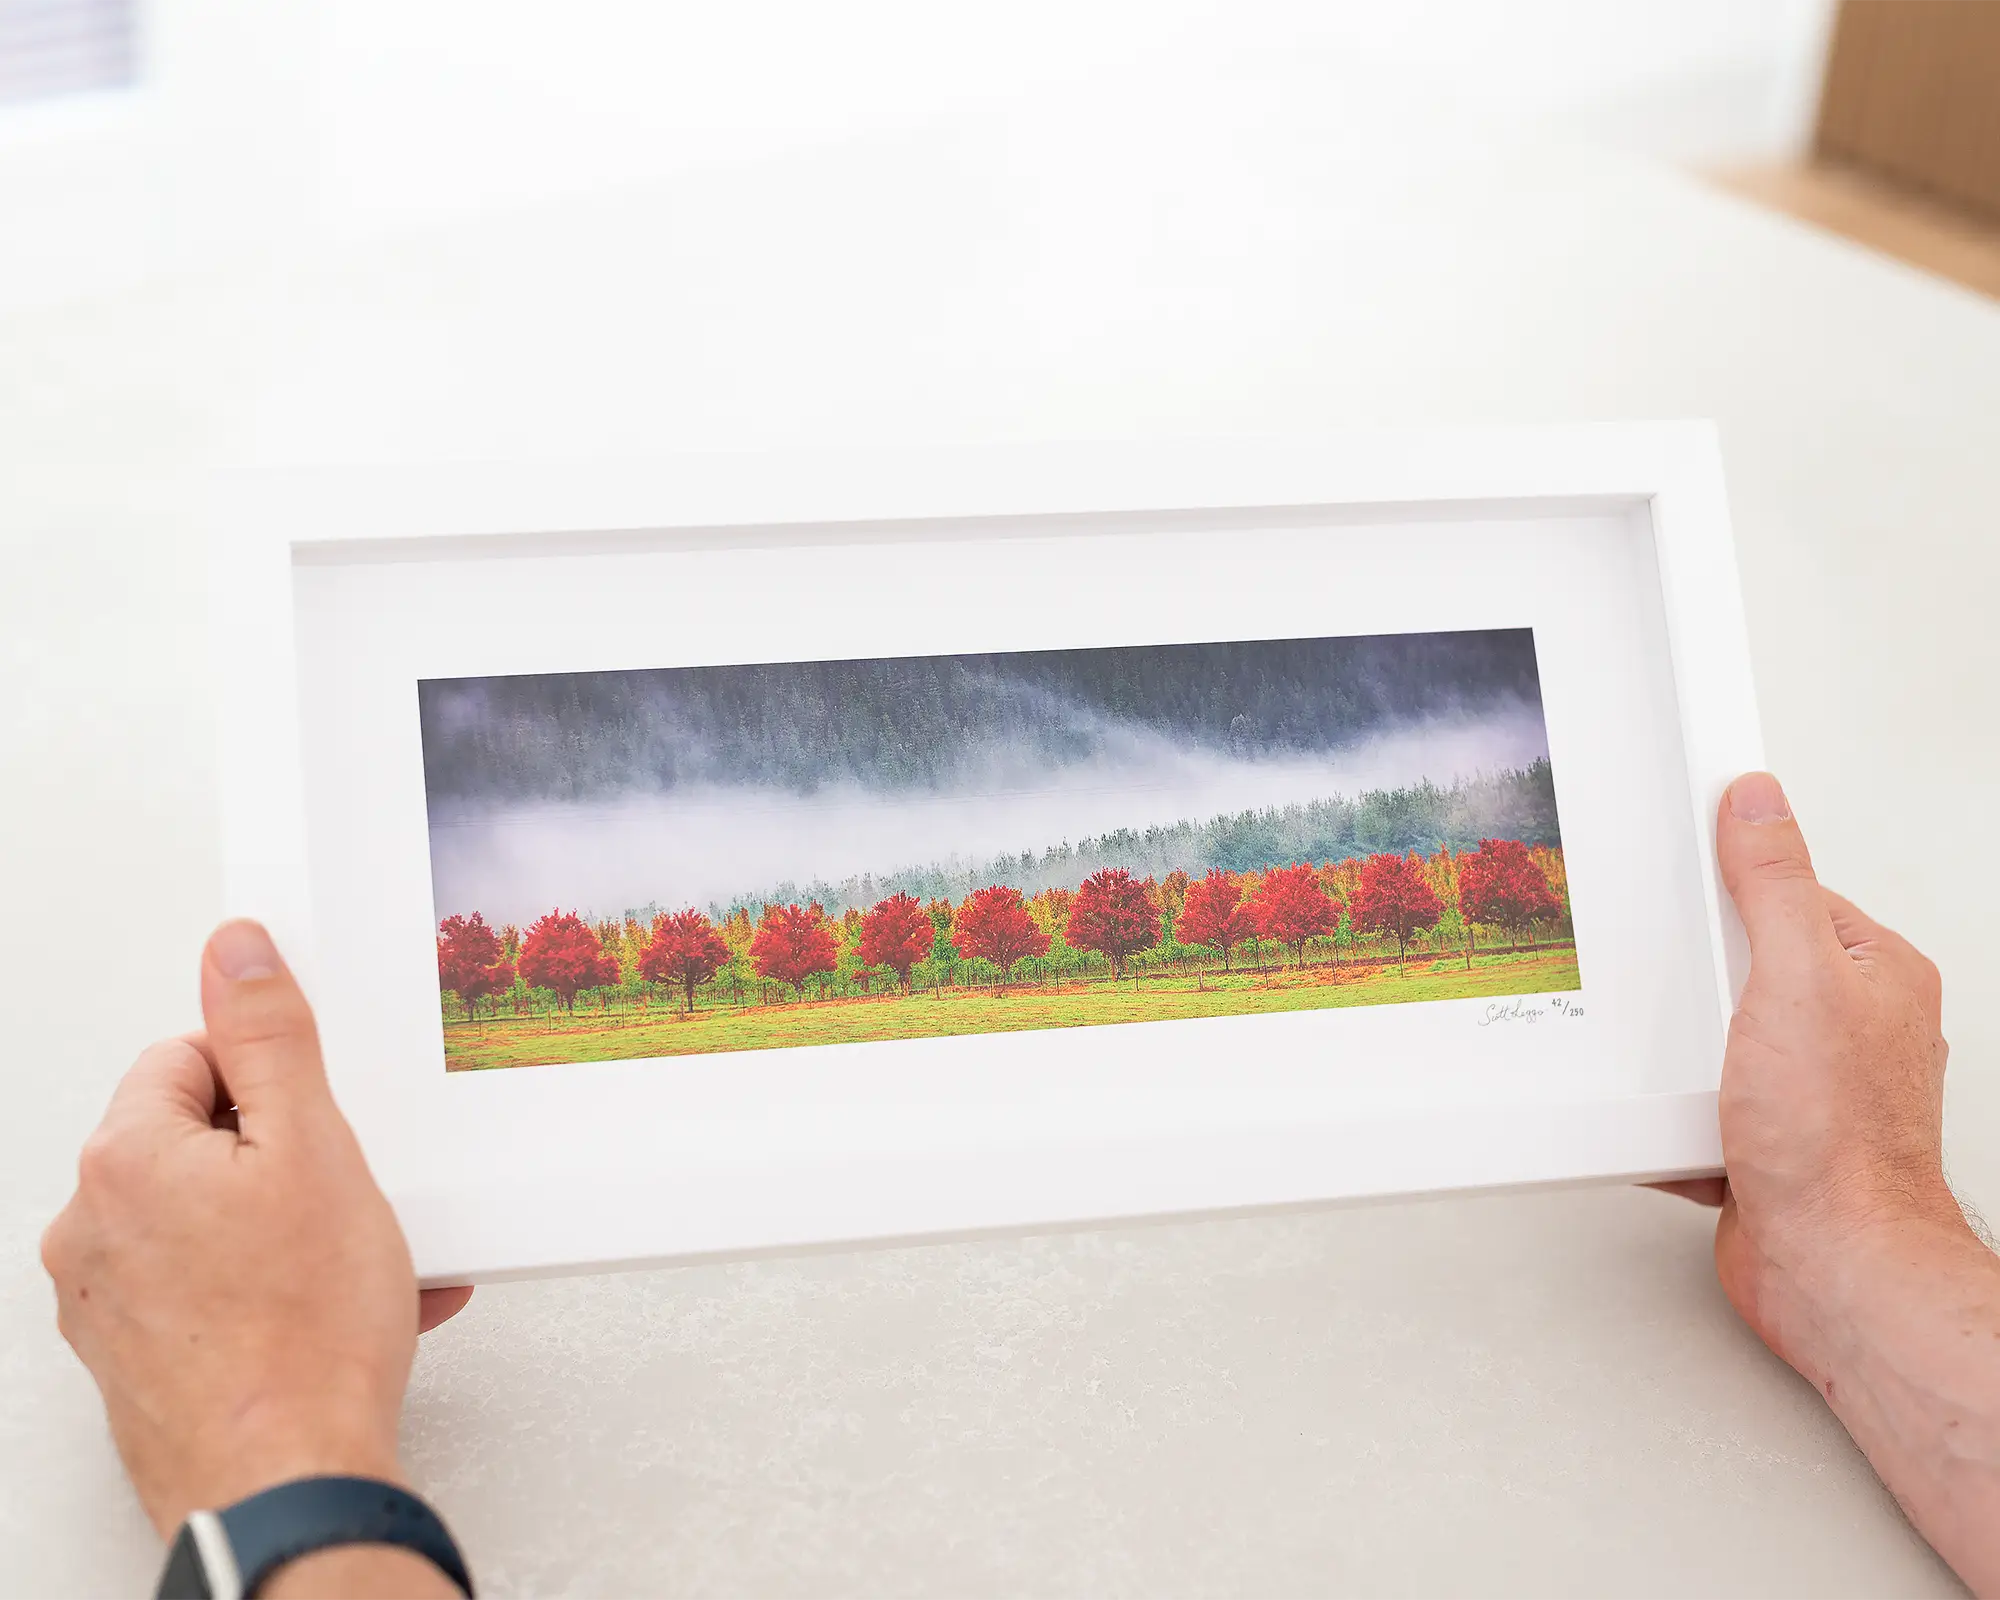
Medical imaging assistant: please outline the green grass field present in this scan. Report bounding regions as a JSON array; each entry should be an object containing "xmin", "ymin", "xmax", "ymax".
[{"xmin": 442, "ymin": 948, "xmax": 1580, "ymax": 1071}]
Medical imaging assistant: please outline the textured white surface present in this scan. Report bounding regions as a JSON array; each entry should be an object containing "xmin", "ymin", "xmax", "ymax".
[{"xmin": 2, "ymin": 75, "xmax": 1997, "ymax": 1596}]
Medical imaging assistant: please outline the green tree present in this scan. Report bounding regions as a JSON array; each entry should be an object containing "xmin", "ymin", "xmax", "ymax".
[{"xmin": 926, "ymin": 900, "xmax": 961, "ymax": 992}]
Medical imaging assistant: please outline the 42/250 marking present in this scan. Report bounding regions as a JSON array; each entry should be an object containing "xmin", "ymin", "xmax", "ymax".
[{"xmin": 1478, "ymin": 994, "xmax": 1584, "ymax": 1027}]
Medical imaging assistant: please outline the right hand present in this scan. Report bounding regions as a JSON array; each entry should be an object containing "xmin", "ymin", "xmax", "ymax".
[{"xmin": 1679, "ymin": 771, "xmax": 1961, "ymax": 1368}]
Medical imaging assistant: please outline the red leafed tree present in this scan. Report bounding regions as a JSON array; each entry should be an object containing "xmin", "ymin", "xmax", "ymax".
[
  {"xmin": 639, "ymin": 908, "xmax": 731, "ymax": 1013},
  {"xmin": 952, "ymin": 885, "xmax": 1051, "ymax": 986},
  {"xmin": 751, "ymin": 903, "xmax": 840, "ymax": 999},
  {"xmin": 1248, "ymin": 862, "xmax": 1340, "ymax": 969},
  {"xmin": 437, "ymin": 912, "xmax": 515, "ymax": 1021},
  {"xmin": 1457, "ymin": 838, "xmax": 1564, "ymax": 951},
  {"xmin": 858, "ymin": 892, "xmax": 932, "ymax": 992},
  {"xmin": 1349, "ymin": 852, "xmax": 1444, "ymax": 967},
  {"xmin": 1175, "ymin": 869, "xmax": 1255, "ymax": 971},
  {"xmin": 518, "ymin": 910, "xmax": 619, "ymax": 1013},
  {"xmin": 1066, "ymin": 867, "xmax": 1160, "ymax": 980}
]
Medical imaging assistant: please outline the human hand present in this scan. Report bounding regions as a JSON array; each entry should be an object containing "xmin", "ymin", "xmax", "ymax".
[
  {"xmin": 41, "ymin": 919, "xmax": 472, "ymax": 1542},
  {"xmin": 1666, "ymin": 774, "xmax": 2000, "ymax": 1593},
  {"xmin": 1681, "ymin": 771, "xmax": 1963, "ymax": 1369}
]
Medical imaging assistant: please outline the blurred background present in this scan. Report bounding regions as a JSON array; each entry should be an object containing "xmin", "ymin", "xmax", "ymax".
[
  {"xmin": 4, "ymin": 6, "xmax": 1999, "ymax": 1596},
  {"xmin": 2, "ymin": 0, "xmax": 1996, "ymax": 314}
]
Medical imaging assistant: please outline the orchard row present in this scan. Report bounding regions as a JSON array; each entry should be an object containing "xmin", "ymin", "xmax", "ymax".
[{"xmin": 437, "ymin": 840, "xmax": 1569, "ymax": 1021}]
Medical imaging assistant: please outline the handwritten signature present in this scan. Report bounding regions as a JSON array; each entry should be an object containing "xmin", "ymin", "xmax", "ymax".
[{"xmin": 1477, "ymin": 995, "xmax": 1584, "ymax": 1027}]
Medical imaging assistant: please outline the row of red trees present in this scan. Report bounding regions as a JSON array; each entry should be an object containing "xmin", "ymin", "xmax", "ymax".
[
  {"xmin": 438, "ymin": 838, "xmax": 1565, "ymax": 1019},
  {"xmin": 1172, "ymin": 836, "xmax": 1560, "ymax": 971}
]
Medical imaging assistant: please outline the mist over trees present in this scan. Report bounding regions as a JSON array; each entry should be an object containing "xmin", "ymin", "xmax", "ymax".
[
  {"xmin": 671, "ymin": 759, "xmax": 1560, "ymax": 925},
  {"xmin": 418, "ymin": 630, "xmax": 1546, "ymax": 806}
]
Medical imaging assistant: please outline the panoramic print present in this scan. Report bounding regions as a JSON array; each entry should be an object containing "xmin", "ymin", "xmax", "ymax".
[{"xmin": 421, "ymin": 630, "xmax": 1578, "ymax": 1071}]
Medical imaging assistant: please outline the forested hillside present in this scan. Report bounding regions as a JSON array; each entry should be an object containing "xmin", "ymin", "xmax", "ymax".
[{"xmin": 420, "ymin": 630, "xmax": 1545, "ymax": 804}]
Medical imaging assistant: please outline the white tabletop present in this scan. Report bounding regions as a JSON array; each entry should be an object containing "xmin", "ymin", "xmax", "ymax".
[{"xmin": 3, "ymin": 83, "xmax": 1997, "ymax": 1595}]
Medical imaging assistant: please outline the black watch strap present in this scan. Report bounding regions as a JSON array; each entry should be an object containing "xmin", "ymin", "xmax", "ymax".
[{"xmin": 157, "ymin": 1476, "xmax": 473, "ymax": 1599}]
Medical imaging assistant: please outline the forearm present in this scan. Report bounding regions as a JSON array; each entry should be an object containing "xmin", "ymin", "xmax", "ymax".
[
  {"xmin": 1783, "ymin": 1214, "xmax": 2000, "ymax": 1595},
  {"xmin": 264, "ymin": 1544, "xmax": 461, "ymax": 1599}
]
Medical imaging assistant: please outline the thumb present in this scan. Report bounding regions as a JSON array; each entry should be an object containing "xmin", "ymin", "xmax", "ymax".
[
  {"xmin": 199, "ymin": 919, "xmax": 332, "ymax": 1126},
  {"xmin": 1715, "ymin": 772, "xmax": 1842, "ymax": 973}
]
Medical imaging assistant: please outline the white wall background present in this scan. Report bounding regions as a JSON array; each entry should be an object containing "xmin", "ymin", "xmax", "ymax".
[{"xmin": 0, "ymin": 0, "xmax": 1835, "ymax": 312}]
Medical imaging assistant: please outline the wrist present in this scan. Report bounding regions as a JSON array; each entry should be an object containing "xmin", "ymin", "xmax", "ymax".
[
  {"xmin": 1761, "ymin": 1157, "xmax": 1963, "ymax": 1282},
  {"xmin": 159, "ymin": 1423, "xmax": 407, "ymax": 1539},
  {"xmin": 1768, "ymin": 1201, "xmax": 1986, "ymax": 1386},
  {"xmin": 262, "ymin": 1543, "xmax": 463, "ymax": 1600},
  {"xmin": 160, "ymin": 1475, "xmax": 470, "ymax": 1600},
  {"xmin": 1759, "ymin": 1208, "xmax": 2000, "ymax": 1598}
]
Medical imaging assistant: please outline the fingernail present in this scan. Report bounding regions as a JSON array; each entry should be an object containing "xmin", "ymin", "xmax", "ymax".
[
  {"xmin": 211, "ymin": 920, "xmax": 279, "ymax": 981},
  {"xmin": 1728, "ymin": 771, "xmax": 1791, "ymax": 824}
]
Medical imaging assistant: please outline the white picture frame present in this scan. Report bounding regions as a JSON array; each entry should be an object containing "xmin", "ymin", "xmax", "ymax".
[{"xmin": 210, "ymin": 425, "xmax": 1759, "ymax": 1285}]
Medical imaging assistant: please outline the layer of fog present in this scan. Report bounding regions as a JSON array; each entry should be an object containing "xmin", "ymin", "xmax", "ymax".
[{"xmin": 428, "ymin": 706, "xmax": 1550, "ymax": 924}]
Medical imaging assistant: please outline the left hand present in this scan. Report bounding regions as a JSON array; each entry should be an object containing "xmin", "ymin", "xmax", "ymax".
[{"xmin": 41, "ymin": 920, "xmax": 471, "ymax": 1537}]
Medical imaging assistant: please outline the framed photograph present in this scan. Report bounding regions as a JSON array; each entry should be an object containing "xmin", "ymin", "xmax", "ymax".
[{"xmin": 211, "ymin": 426, "xmax": 1760, "ymax": 1284}]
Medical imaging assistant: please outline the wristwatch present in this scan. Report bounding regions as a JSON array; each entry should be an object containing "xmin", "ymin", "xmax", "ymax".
[{"xmin": 156, "ymin": 1476, "xmax": 473, "ymax": 1599}]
